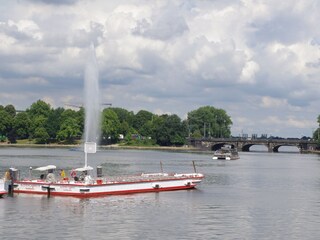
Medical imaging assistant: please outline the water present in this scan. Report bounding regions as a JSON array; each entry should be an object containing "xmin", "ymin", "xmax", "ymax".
[{"xmin": 1, "ymin": 147, "xmax": 320, "ymax": 239}]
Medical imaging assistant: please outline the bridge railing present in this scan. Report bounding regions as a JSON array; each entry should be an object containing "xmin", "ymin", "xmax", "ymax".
[{"xmin": 188, "ymin": 137, "xmax": 316, "ymax": 144}]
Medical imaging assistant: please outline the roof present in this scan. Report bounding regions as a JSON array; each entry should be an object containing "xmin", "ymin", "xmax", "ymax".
[{"xmin": 34, "ymin": 165, "xmax": 57, "ymax": 171}]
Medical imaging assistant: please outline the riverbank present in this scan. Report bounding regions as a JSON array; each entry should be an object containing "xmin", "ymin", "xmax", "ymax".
[
  {"xmin": 0, "ymin": 142, "xmax": 202, "ymax": 152},
  {"xmin": 1, "ymin": 142, "xmax": 319, "ymax": 154}
]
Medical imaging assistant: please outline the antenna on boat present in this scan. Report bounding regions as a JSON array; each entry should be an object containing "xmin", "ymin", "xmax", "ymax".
[
  {"xmin": 160, "ymin": 161, "xmax": 163, "ymax": 173},
  {"xmin": 192, "ymin": 161, "xmax": 197, "ymax": 173},
  {"xmin": 84, "ymin": 142, "xmax": 97, "ymax": 167}
]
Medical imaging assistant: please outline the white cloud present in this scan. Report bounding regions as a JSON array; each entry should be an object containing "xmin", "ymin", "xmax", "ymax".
[{"xmin": 239, "ymin": 60, "xmax": 259, "ymax": 84}]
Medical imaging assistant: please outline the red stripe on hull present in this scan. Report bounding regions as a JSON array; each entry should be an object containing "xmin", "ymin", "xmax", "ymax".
[
  {"xmin": 14, "ymin": 184, "xmax": 196, "ymax": 198},
  {"xmin": 14, "ymin": 177, "xmax": 203, "ymax": 187},
  {"xmin": 0, "ymin": 191, "xmax": 7, "ymax": 197}
]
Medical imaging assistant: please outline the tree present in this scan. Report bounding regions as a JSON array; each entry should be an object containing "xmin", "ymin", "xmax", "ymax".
[
  {"xmin": 13, "ymin": 112, "xmax": 31, "ymax": 139},
  {"xmin": 111, "ymin": 107, "xmax": 134, "ymax": 137},
  {"xmin": 0, "ymin": 109, "xmax": 13, "ymax": 141},
  {"xmin": 27, "ymin": 100, "xmax": 51, "ymax": 118},
  {"xmin": 111, "ymin": 107, "xmax": 134, "ymax": 125},
  {"xmin": 55, "ymin": 109, "xmax": 83, "ymax": 143},
  {"xmin": 27, "ymin": 100, "xmax": 52, "ymax": 139},
  {"xmin": 133, "ymin": 110, "xmax": 154, "ymax": 134},
  {"xmin": 4, "ymin": 104, "xmax": 16, "ymax": 118},
  {"xmin": 314, "ymin": 115, "xmax": 320, "ymax": 146},
  {"xmin": 45, "ymin": 107, "xmax": 64, "ymax": 140},
  {"xmin": 187, "ymin": 106, "xmax": 232, "ymax": 138},
  {"xmin": 152, "ymin": 114, "xmax": 187, "ymax": 146},
  {"xmin": 139, "ymin": 120, "xmax": 154, "ymax": 137},
  {"xmin": 34, "ymin": 127, "xmax": 50, "ymax": 144},
  {"xmin": 29, "ymin": 115, "xmax": 48, "ymax": 139},
  {"xmin": 101, "ymin": 108, "xmax": 121, "ymax": 144},
  {"xmin": 57, "ymin": 118, "xmax": 81, "ymax": 143}
]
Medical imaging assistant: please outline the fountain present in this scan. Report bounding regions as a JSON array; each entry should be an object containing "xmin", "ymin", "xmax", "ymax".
[{"xmin": 83, "ymin": 44, "xmax": 101, "ymax": 167}]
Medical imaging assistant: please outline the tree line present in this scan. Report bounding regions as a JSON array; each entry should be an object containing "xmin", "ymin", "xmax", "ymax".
[
  {"xmin": 0, "ymin": 100, "xmax": 233, "ymax": 146},
  {"xmin": 313, "ymin": 115, "xmax": 320, "ymax": 145}
]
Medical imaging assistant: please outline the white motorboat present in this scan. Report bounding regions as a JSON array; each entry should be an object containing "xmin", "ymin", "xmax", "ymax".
[{"xmin": 212, "ymin": 145, "xmax": 239, "ymax": 160}]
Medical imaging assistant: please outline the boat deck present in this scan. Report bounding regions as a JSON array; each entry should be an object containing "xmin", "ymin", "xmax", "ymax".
[{"xmin": 16, "ymin": 173, "xmax": 204, "ymax": 186}]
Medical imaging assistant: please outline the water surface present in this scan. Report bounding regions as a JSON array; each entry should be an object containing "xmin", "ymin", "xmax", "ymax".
[{"xmin": 0, "ymin": 147, "xmax": 320, "ymax": 239}]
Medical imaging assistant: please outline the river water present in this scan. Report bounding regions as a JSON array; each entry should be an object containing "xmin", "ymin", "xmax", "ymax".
[{"xmin": 0, "ymin": 147, "xmax": 320, "ymax": 240}]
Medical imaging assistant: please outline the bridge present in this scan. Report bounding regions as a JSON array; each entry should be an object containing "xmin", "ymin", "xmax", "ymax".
[{"xmin": 188, "ymin": 138, "xmax": 318, "ymax": 152}]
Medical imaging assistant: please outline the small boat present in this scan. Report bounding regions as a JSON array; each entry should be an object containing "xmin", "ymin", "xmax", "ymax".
[
  {"xmin": 11, "ymin": 143, "xmax": 204, "ymax": 198},
  {"xmin": 212, "ymin": 145, "xmax": 239, "ymax": 160}
]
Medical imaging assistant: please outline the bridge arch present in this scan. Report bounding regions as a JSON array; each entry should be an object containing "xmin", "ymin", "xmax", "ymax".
[
  {"xmin": 241, "ymin": 143, "xmax": 269, "ymax": 152},
  {"xmin": 272, "ymin": 144, "xmax": 301, "ymax": 152}
]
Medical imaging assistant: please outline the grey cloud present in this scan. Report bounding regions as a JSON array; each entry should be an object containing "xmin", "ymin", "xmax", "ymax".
[
  {"xmin": 27, "ymin": 0, "xmax": 79, "ymax": 5},
  {"xmin": 305, "ymin": 59, "xmax": 320, "ymax": 68},
  {"xmin": 0, "ymin": 21, "xmax": 36, "ymax": 42},
  {"xmin": 132, "ymin": 4, "xmax": 189, "ymax": 40},
  {"xmin": 249, "ymin": 12, "xmax": 309, "ymax": 45}
]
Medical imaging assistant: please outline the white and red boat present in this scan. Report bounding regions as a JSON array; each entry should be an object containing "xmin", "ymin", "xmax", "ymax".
[
  {"xmin": 12, "ymin": 142, "xmax": 204, "ymax": 198},
  {"xmin": 12, "ymin": 165, "xmax": 204, "ymax": 198}
]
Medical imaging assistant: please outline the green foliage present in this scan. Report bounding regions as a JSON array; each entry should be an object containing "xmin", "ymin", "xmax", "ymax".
[
  {"xmin": 101, "ymin": 108, "xmax": 121, "ymax": 144},
  {"xmin": 34, "ymin": 127, "xmax": 50, "ymax": 144},
  {"xmin": 133, "ymin": 110, "xmax": 154, "ymax": 132},
  {"xmin": 187, "ymin": 106, "xmax": 232, "ymax": 138},
  {"xmin": 45, "ymin": 107, "xmax": 64, "ymax": 139},
  {"xmin": 0, "ymin": 100, "xmax": 237, "ymax": 146},
  {"xmin": 0, "ymin": 135, "xmax": 6, "ymax": 142},
  {"xmin": 0, "ymin": 108, "xmax": 13, "ymax": 137},
  {"xmin": 27, "ymin": 100, "xmax": 51, "ymax": 118},
  {"xmin": 191, "ymin": 129, "xmax": 202, "ymax": 138},
  {"xmin": 152, "ymin": 114, "xmax": 187, "ymax": 146},
  {"xmin": 57, "ymin": 117, "xmax": 81, "ymax": 143},
  {"xmin": 110, "ymin": 107, "xmax": 134, "ymax": 137},
  {"xmin": 4, "ymin": 104, "xmax": 16, "ymax": 117},
  {"xmin": 315, "ymin": 115, "xmax": 320, "ymax": 146},
  {"xmin": 13, "ymin": 112, "xmax": 31, "ymax": 139}
]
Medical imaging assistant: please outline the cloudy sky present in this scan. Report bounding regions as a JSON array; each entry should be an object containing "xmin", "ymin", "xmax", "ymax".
[{"xmin": 0, "ymin": 0, "xmax": 319, "ymax": 138}]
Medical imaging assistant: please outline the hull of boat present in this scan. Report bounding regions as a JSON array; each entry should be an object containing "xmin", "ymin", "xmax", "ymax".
[
  {"xmin": 212, "ymin": 156, "xmax": 239, "ymax": 160},
  {"xmin": 13, "ymin": 173, "xmax": 204, "ymax": 198}
]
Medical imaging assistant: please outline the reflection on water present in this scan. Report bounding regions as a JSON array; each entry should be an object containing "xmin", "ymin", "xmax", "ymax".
[{"xmin": 1, "ymin": 147, "xmax": 320, "ymax": 239}]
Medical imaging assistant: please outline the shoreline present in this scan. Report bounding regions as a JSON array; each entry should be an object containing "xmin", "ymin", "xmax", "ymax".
[
  {"xmin": 0, "ymin": 142, "xmax": 202, "ymax": 152},
  {"xmin": 1, "ymin": 143, "xmax": 319, "ymax": 154}
]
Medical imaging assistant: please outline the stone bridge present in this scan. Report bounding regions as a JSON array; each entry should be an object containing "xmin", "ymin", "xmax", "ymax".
[{"xmin": 188, "ymin": 138, "xmax": 318, "ymax": 152}]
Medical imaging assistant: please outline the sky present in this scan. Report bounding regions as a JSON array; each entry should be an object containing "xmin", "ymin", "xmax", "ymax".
[{"xmin": 0, "ymin": 0, "xmax": 319, "ymax": 138}]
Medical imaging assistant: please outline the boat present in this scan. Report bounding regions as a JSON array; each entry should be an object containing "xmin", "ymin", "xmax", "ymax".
[
  {"xmin": 11, "ymin": 165, "xmax": 204, "ymax": 198},
  {"xmin": 212, "ymin": 145, "xmax": 239, "ymax": 160},
  {"xmin": 10, "ymin": 143, "xmax": 204, "ymax": 198}
]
